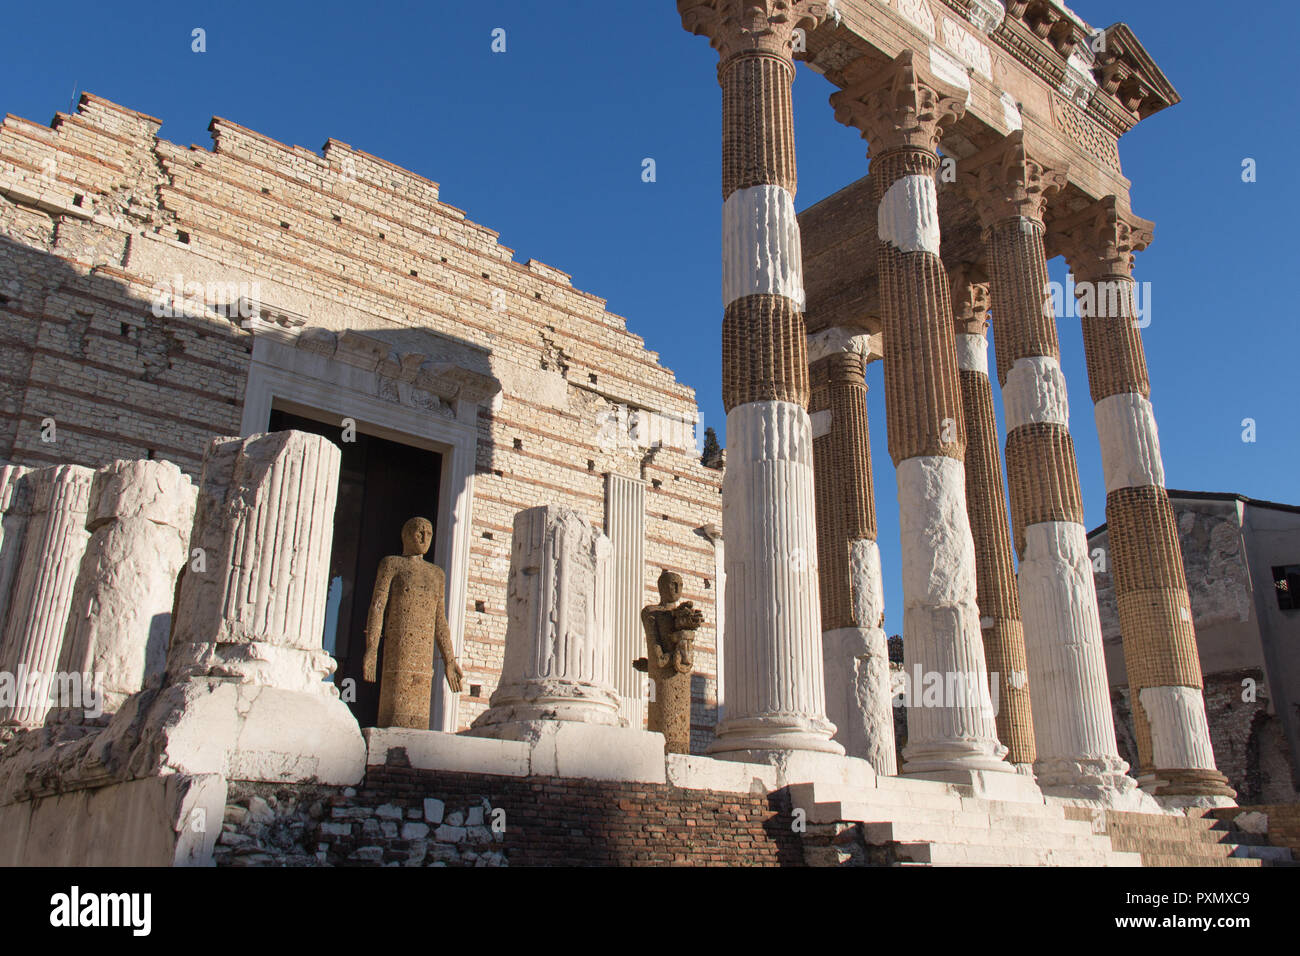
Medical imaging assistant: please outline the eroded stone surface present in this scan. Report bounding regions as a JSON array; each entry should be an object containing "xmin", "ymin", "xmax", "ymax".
[
  {"xmin": 636, "ymin": 569, "xmax": 702, "ymax": 754},
  {"xmin": 363, "ymin": 517, "xmax": 462, "ymax": 730},
  {"xmin": 471, "ymin": 506, "xmax": 620, "ymax": 732}
]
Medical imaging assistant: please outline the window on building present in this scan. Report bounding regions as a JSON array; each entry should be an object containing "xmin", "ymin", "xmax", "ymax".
[{"xmin": 1272, "ymin": 565, "xmax": 1300, "ymax": 611}]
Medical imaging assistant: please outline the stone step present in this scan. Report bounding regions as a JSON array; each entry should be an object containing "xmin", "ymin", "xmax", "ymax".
[
  {"xmin": 893, "ymin": 841, "xmax": 1140, "ymax": 867},
  {"xmin": 807, "ymin": 796, "xmax": 1084, "ymax": 830},
  {"xmin": 835, "ymin": 804, "xmax": 1093, "ymax": 833},
  {"xmin": 861, "ymin": 820, "xmax": 1109, "ymax": 851}
]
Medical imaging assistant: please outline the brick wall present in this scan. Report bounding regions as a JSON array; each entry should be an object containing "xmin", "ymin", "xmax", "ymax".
[{"xmin": 217, "ymin": 752, "xmax": 804, "ymax": 867}]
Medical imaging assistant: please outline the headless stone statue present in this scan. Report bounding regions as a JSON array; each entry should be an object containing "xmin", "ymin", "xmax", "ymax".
[
  {"xmin": 363, "ymin": 517, "xmax": 463, "ymax": 729},
  {"xmin": 634, "ymin": 570, "xmax": 702, "ymax": 754}
]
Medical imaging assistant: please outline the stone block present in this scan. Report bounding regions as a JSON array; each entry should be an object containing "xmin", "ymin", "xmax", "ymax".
[
  {"xmin": 364, "ymin": 727, "xmax": 530, "ymax": 777},
  {"xmin": 665, "ymin": 753, "xmax": 780, "ymax": 793}
]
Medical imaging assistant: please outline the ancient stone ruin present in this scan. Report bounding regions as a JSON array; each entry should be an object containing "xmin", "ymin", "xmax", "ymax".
[{"xmin": 0, "ymin": 1, "xmax": 1295, "ymax": 868}]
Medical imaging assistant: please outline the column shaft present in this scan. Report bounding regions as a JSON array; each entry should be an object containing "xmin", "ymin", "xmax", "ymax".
[
  {"xmin": 1058, "ymin": 197, "xmax": 1233, "ymax": 801},
  {"xmin": 951, "ymin": 276, "xmax": 1035, "ymax": 767},
  {"xmin": 810, "ymin": 336, "xmax": 896, "ymax": 773},
  {"xmin": 683, "ymin": 2, "xmax": 841, "ymax": 756},
  {"xmin": 0, "ymin": 465, "xmax": 93, "ymax": 727},
  {"xmin": 964, "ymin": 135, "xmax": 1132, "ymax": 795},
  {"xmin": 831, "ymin": 50, "xmax": 1008, "ymax": 775}
]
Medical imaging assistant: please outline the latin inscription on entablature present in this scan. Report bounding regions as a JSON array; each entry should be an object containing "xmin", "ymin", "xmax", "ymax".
[
  {"xmin": 940, "ymin": 15, "xmax": 993, "ymax": 80},
  {"xmin": 893, "ymin": 0, "xmax": 937, "ymax": 39}
]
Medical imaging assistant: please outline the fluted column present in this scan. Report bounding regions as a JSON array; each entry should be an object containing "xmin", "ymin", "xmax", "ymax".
[
  {"xmin": 53, "ymin": 460, "xmax": 197, "ymax": 722},
  {"xmin": 951, "ymin": 268, "xmax": 1035, "ymax": 768},
  {"xmin": 168, "ymin": 431, "xmax": 341, "ymax": 693},
  {"xmin": 472, "ymin": 506, "xmax": 621, "ymax": 731},
  {"xmin": 605, "ymin": 473, "xmax": 648, "ymax": 729},
  {"xmin": 0, "ymin": 464, "xmax": 94, "ymax": 727},
  {"xmin": 961, "ymin": 132, "xmax": 1132, "ymax": 797},
  {"xmin": 681, "ymin": 0, "xmax": 841, "ymax": 755},
  {"xmin": 831, "ymin": 50, "xmax": 1008, "ymax": 775},
  {"xmin": 809, "ymin": 328, "xmax": 896, "ymax": 773},
  {"xmin": 160, "ymin": 429, "xmax": 364, "ymax": 785},
  {"xmin": 0, "ymin": 464, "xmax": 33, "ymax": 631},
  {"xmin": 1054, "ymin": 197, "xmax": 1234, "ymax": 803}
]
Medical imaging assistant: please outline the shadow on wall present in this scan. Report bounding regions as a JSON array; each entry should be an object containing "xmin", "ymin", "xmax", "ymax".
[{"xmin": 0, "ymin": 234, "xmax": 505, "ymax": 721}]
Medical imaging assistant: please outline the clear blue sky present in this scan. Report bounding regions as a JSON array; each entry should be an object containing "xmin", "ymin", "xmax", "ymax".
[{"xmin": 3, "ymin": 1, "xmax": 1296, "ymax": 636}]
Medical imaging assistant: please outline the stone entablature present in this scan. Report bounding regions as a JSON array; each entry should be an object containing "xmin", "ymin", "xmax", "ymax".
[{"xmin": 803, "ymin": 0, "xmax": 1177, "ymax": 207}]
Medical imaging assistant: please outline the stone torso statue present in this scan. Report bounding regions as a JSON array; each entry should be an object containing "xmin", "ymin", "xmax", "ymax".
[
  {"xmin": 363, "ymin": 517, "xmax": 463, "ymax": 729},
  {"xmin": 635, "ymin": 570, "xmax": 703, "ymax": 754}
]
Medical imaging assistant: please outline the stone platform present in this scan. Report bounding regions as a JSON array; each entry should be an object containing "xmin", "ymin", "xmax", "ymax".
[{"xmin": 322, "ymin": 728, "xmax": 1294, "ymax": 868}]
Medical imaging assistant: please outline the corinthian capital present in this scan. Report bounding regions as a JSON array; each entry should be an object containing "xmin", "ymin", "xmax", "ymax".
[
  {"xmin": 950, "ymin": 264, "xmax": 991, "ymax": 334},
  {"xmin": 959, "ymin": 131, "xmax": 1068, "ymax": 228},
  {"xmin": 679, "ymin": 0, "xmax": 839, "ymax": 62},
  {"xmin": 1050, "ymin": 195, "xmax": 1154, "ymax": 281},
  {"xmin": 830, "ymin": 50, "xmax": 969, "ymax": 156}
]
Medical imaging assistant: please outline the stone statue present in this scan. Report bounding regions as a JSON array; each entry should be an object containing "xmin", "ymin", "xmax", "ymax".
[
  {"xmin": 363, "ymin": 516, "xmax": 463, "ymax": 729},
  {"xmin": 634, "ymin": 570, "xmax": 703, "ymax": 754}
]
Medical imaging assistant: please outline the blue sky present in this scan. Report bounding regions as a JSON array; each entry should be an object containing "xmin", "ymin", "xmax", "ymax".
[{"xmin": 2, "ymin": 0, "xmax": 1296, "ymax": 635}]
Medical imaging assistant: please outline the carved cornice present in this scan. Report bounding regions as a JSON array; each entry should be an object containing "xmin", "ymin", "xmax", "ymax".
[
  {"xmin": 958, "ymin": 131, "xmax": 1067, "ymax": 229},
  {"xmin": 678, "ymin": 0, "xmax": 839, "ymax": 63},
  {"xmin": 950, "ymin": 264, "xmax": 991, "ymax": 335},
  {"xmin": 937, "ymin": 0, "xmax": 1180, "ymax": 137},
  {"xmin": 1049, "ymin": 195, "xmax": 1153, "ymax": 281},
  {"xmin": 830, "ymin": 50, "xmax": 968, "ymax": 156},
  {"xmin": 259, "ymin": 325, "xmax": 502, "ymax": 407}
]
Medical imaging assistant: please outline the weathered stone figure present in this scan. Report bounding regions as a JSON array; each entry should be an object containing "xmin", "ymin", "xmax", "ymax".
[
  {"xmin": 635, "ymin": 570, "xmax": 702, "ymax": 754},
  {"xmin": 363, "ymin": 517, "xmax": 463, "ymax": 729}
]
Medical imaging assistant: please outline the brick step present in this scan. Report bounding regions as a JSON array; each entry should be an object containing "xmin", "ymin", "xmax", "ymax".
[
  {"xmin": 892, "ymin": 841, "xmax": 1140, "ymax": 867},
  {"xmin": 1105, "ymin": 810, "xmax": 1227, "ymax": 830},
  {"xmin": 1107, "ymin": 825, "xmax": 1276, "ymax": 848},
  {"xmin": 861, "ymin": 820, "xmax": 1109, "ymax": 851},
  {"xmin": 1110, "ymin": 837, "xmax": 1242, "ymax": 858},
  {"xmin": 1139, "ymin": 854, "xmax": 1262, "ymax": 868}
]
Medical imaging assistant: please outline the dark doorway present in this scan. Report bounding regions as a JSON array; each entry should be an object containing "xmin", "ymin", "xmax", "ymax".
[{"xmin": 268, "ymin": 408, "xmax": 442, "ymax": 727}]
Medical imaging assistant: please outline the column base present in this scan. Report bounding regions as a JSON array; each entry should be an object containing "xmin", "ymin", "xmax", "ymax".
[
  {"xmin": 1034, "ymin": 755, "xmax": 1156, "ymax": 809},
  {"xmin": 470, "ymin": 679, "xmax": 623, "ymax": 730},
  {"xmin": 911, "ymin": 767, "xmax": 1044, "ymax": 803},
  {"xmin": 1140, "ymin": 768, "xmax": 1238, "ymax": 808},
  {"xmin": 821, "ymin": 626, "xmax": 896, "ymax": 774},
  {"xmin": 902, "ymin": 740, "xmax": 1012, "ymax": 776},
  {"xmin": 706, "ymin": 714, "xmax": 844, "ymax": 757}
]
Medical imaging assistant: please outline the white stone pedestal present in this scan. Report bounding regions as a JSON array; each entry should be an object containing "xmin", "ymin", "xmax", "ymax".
[
  {"xmin": 149, "ymin": 431, "xmax": 364, "ymax": 785},
  {"xmin": 470, "ymin": 506, "xmax": 622, "ymax": 733}
]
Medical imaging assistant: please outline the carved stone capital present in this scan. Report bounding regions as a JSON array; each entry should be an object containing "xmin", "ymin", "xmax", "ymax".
[
  {"xmin": 1050, "ymin": 195, "xmax": 1154, "ymax": 281},
  {"xmin": 959, "ymin": 131, "xmax": 1068, "ymax": 228},
  {"xmin": 950, "ymin": 264, "xmax": 991, "ymax": 335},
  {"xmin": 679, "ymin": 0, "xmax": 839, "ymax": 63},
  {"xmin": 830, "ymin": 50, "xmax": 968, "ymax": 156}
]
